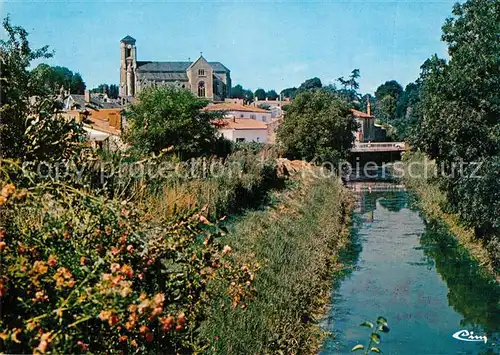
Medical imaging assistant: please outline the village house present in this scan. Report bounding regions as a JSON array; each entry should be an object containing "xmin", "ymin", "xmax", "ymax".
[
  {"xmin": 204, "ymin": 102, "xmax": 272, "ymax": 122},
  {"xmin": 351, "ymin": 101, "xmax": 386, "ymax": 143},
  {"xmin": 119, "ymin": 35, "xmax": 231, "ymax": 101},
  {"xmin": 251, "ymin": 97, "xmax": 291, "ymax": 118},
  {"xmin": 215, "ymin": 118, "xmax": 268, "ymax": 143},
  {"xmin": 60, "ymin": 90, "xmax": 126, "ymax": 151}
]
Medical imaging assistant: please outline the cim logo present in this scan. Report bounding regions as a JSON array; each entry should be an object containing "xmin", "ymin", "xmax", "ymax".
[{"xmin": 452, "ymin": 330, "xmax": 488, "ymax": 344}]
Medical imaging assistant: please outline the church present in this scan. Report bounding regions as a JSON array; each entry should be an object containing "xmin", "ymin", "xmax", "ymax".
[{"xmin": 119, "ymin": 35, "xmax": 231, "ymax": 101}]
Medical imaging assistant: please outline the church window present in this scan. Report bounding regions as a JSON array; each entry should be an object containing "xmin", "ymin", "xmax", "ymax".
[
  {"xmin": 198, "ymin": 81, "xmax": 206, "ymax": 97},
  {"xmin": 198, "ymin": 68, "xmax": 205, "ymax": 76}
]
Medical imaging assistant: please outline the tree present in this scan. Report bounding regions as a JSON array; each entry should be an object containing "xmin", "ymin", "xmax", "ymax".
[
  {"xmin": 0, "ymin": 17, "xmax": 85, "ymax": 162},
  {"xmin": 109, "ymin": 84, "xmax": 119, "ymax": 99},
  {"xmin": 70, "ymin": 72, "xmax": 86, "ymax": 94},
  {"xmin": 231, "ymin": 84, "xmax": 245, "ymax": 99},
  {"xmin": 374, "ymin": 80, "xmax": 403, "ymax": 121},
  {"xmin": 280, "ymin": 87, "xmax": 297, "ymax": 99},
  {"xmin": 243, "ymin": 89, "xmax": 254, "ymax": 103},
  {"xmin": 266, "ymin": 90, "xmax": 279, "ymax": 100},
  {"xmin": 336, "ymin": 69, "xmax": 362, "ymax": 108},
  {"xmin": 254, "ymin": 88, "xmax": 266, "ymax": 100},
  {"xmin": 123, "ymin": 86, "xmax": 221, "ymax": 158},
  {"xmin": 90, "ymin": 84, "xmax": 110, "ymax": 94},
  {"xmin": 412, "ymin": 0, "xmax": 500, "ymax": 237},
  {"xmin": 31, "ymin": 64, "xmax": 86, "ymax": 94},
  {"xmin": 298, "ymin": 77, "xmax": 322, "ymax": 91},
  {"xmin": 276, "ymin": 90, "xmax": 358, "ymax": 163}
]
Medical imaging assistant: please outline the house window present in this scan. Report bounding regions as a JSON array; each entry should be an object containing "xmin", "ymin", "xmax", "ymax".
[
  {"xmin": 256, "ymin": 137, "xmax": 260, "ymax": 142},
  {"xmin": 198, "ymin": 68, "xmax": 205, "ymax": 76},
  {"xmin": 250, "ymin": 114, "xmax": 256, "ymax": 119},
  {"xmin": 236, "ymin": 138, "xmax": 245, "ymax": 142},
  {"xmin": 262, "ymin": 116, "xmax": 267, "ymax": 122},
  {"xmin": 198, "ymin": 81, "xmax": 206, "ymax": 97},
  {"xmin": 240, "ymin": 114, "xmax": 244, "ymax": 118}
]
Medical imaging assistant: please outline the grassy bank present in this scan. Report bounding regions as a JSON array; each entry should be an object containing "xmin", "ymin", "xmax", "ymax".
[
  {"xmin": 201, "ymin": 172, "xmax": 354, "ymax": 353},
  {"xmin": 401, "ymin": 152, "xmax": 499, "ymax": 279}
]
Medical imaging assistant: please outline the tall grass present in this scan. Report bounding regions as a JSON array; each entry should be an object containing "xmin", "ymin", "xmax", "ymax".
[
  {"xmin": 201, "ymin": 174, "xmax": 353, "ymax": 353},
  {"xmin": 401, "ymin": 151, "xmax": 499, "ymax": 278}
]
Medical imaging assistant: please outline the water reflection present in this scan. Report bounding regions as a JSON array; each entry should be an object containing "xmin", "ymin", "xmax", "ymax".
[{"xmin": 322, "ymin": 188, "xmax": 499, "ymax": 354}]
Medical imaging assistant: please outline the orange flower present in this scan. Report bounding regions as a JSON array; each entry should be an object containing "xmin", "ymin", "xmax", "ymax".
[
  {"xmin": 153, "ymin": 293, "xmax": 165, "ymax": 306},
  {"xmin": 110, "ymin": 263, "xmax": 120, "ymax": 273},
  {"xmin": 119, "ymin": 335, "xmax": 128, "ymax": 343},
  {"xmin": 121, "ymin": 264, "xmax": 134, "ymax": 278},
  {"xmin": 99, "ymin": 310, "xmax": 112, "ymax": 321},
  {"xmin": 222, "ymin": 245, "xmax": 232, "ymax": 255},
  {"xmin": 0, "ymin": 241, "xmax": 6, "ymax": 252},
  {"xmin": 128, "ymin": 304, "xmax": 137, "ymax": 313},
  {"xmin": 1, "ymin": 184, "xmax": 15, "ymax": 199},
  {"xmin": 47, "ymin": 254, "xmax": 57, "ymax": 267},
  {"xmin": 126, "ymin": 244, "xmax": 134, "ymax": 254},
  {"xmin": 160, "ymin": 315, "xmax": 175, "ymax": 332},
  {"xmin": 177, "ymin": 312, "xmax": 186, "ymax": 325},
  {"xmin": 105, "ymin": 225, "xmax": 112, "ymax": 235},
  {"xmin": 108, "ymin": 314, "xmax": 120, "ymax": 327},
  {"xmin": 33, "ymin": 261, "xmax": 48, "ymax": 275},
  {"xmin": 139, "ymin": 325, "xmax": 149, "ymax": 334},
  {"xmin": 80, "ymin": 257, "xmax": 88, "ymax": 266}
]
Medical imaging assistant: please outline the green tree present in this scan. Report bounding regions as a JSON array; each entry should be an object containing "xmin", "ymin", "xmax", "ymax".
[
  {"xmin": 0, "ymin": 17, "xmax": 84, "ymax": 161},
  {"xmin": 254, "ymin": 88, "xmax": 266, "ymax": 100},
  {"xmin": 231, "ymin": 84, "xmax": 245, "ymax": 99},
  {"xmin": 266, "ymin": 89, "xmax": 279, "ymax": 100},
  {"xmin": 123, "ymin": 86, "xmax": 222, "ymax": 158},
  {"xmin": 109, "ymin": 84, "xmax": 119, "ymax": 99},
  {"xmin": 70, "ymin": 72, "xmax": 85, "ymax": 94},
  {"xmin": 243, "ymin": 89, "xmax": 254, "ymax": 103},
  {"xmin": 374, "ymin": 80, "xmax": 403, "ymax": 121},
  {"xmin": 298, "ymin": 77, "xmax": 322, "ymax": 91},
  {"xmin": 31, "ymin": 64, "xmax": 86, "ymax": 94},
  {"xmin": 413, "ymin": 0, "xmax": 500, "ymax": 237},
  {"xmin": 276, "ymin": 90, "xmax": 358, "ymax": 163},
  {"xmin": 336, "ymin": 69, "xmax": 362, "ymax": 108},
  {"xmin": 280, "ymin": 87, "xmax": 297, "ymax": 99}
]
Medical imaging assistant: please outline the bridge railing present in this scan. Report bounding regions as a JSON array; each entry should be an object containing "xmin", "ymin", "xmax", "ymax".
[{"xmin": 351, "ymin": 142, "xmax": 406, "ymax": 151}]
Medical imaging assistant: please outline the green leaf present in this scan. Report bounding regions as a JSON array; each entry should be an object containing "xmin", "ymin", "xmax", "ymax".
[
  {"xmin": 378, "ymin": 325, "xmax": 390, "ymax": 333},
  {"xmin": 360, "ymin": 321, "xmax": 374, "ymax": 328},
  {"xmin": 371, "ymin": 333, "xmax": 381, "ymax": 344},
  {"xmin": 370, "ymin": 347, "xmax": 382, "ymax": 353},
  {"xmin": 351, "ymin": 344, "xmax": 364, "ymax": 352},
  {"xmin": 376, "ymin": 316, "xmax": 388, "ymax": 326}
]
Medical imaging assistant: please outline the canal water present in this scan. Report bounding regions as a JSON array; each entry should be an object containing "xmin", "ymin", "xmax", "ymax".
[{"xmin": 321, "ymin": 187, "xmax": 500, "ymax": 355}]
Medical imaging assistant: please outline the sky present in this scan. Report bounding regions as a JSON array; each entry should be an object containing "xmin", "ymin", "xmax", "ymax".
[{"xmin": 1, "ymin": 0, "xmax": 456, "ymax": 95}]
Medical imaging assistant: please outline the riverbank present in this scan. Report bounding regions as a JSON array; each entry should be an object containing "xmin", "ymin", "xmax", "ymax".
[
  {"xmin": 401, "ymin": 152, "xmax": 499, "ymax": 280},
  {"xmin": 201, "ymin": 170, "xmax": 354, "ymax": 353}
]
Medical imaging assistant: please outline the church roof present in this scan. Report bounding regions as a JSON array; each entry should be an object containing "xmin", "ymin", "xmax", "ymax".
[
  {"xmin": 120, "ymin": 35, "xmax": 136, "ymax": 44},
  {"xmin": 137, "ymin": 61, "xmax": 230, "ymax": 73},
  {"xmin": 137, "ymin": 72, "xmax": 189, "ymax": 81}
]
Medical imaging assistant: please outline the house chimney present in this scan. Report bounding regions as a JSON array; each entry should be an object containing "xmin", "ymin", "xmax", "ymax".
[
  {"xmin": 84, "ymin": 90, "xmax": 91, "ymax": 104},
  {"xmin": 367, "ymin": 97, "xmax": 371, "ymax": 116}
]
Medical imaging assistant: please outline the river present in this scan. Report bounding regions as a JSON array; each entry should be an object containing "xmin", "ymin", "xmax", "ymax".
[{"xmin": 321, "ymin": 185, "xmax": 500, "ymax": 355}]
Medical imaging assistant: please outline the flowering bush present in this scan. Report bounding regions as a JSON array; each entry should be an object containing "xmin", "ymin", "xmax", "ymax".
[{"xmin": 0, "ymin": 179, "xmax": 257, "ymax": 354}]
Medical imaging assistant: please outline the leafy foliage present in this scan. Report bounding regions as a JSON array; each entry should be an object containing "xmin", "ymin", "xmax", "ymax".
[
  {"xmin": 411, "ymin": 0, "xmax": 500, "ymax": 238},
  {"xmin": 0, "ymin": 16, "xmax": 85, "ymax": 162},
  {"xmin": 276, "ymin": 90, "xmax": 358, "ymax": 163},
  {"xmin": 31, "ymin": 64, "xmax": 86, "ymax": 94},
  {"xmin": 123, "ymin": 86, "xmax": 222, "ymax": 158},
  {"xmin": 352, "ymin": 316, "xmax": 389, "ymax": 354},
  {"xmin": 254, "ymin": 88, "xmax": 266, "ymax": 100},
  {"xmin": 265, "ymin": 89, "xmax": 279, "ymax": 100},
  {"xmin": 90, "ymin": 84, "xmax": 119, "ymax": 99}
]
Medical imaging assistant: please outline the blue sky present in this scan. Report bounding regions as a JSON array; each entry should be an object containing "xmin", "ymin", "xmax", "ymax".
[{"xmin": 2, "ymin": 0, "xmax": 456, "ymax": 94}]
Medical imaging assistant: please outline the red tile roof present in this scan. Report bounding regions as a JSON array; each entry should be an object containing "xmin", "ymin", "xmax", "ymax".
[
  {"xmin": 213, "ymin": 118, "xmax": 268, "ymax": 130},
  {"xmin": 204, "ymin": 103, "xmax": 270, "ymax": 113},
  {"xmin": 351, "ymin": 109, "xmax": 374, "ymax": 119}
]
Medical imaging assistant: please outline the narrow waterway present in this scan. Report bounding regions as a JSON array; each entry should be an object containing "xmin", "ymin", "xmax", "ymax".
[{"xmin": 321, "ymin": 186, "xmax": 500, "ymax": 355}]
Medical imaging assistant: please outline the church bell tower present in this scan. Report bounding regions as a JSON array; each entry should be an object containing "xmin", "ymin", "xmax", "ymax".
[{"xmin": 120, "ymin": 35, "xmax": 137, "ymax": 97}]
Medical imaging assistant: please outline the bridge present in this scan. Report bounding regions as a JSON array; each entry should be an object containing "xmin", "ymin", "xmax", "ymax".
[{"xmin": 350, "ymin": 142, "xmax": 407, "ymax": 153}]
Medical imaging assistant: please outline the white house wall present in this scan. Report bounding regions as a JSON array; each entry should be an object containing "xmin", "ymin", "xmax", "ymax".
[
  {"xmin": 228, "ymin": 110, "xmax": 272, "ymax": 123},
  {"xmin": 218, "ymin": 129, "xmax": 268, "ymax": 143}
]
